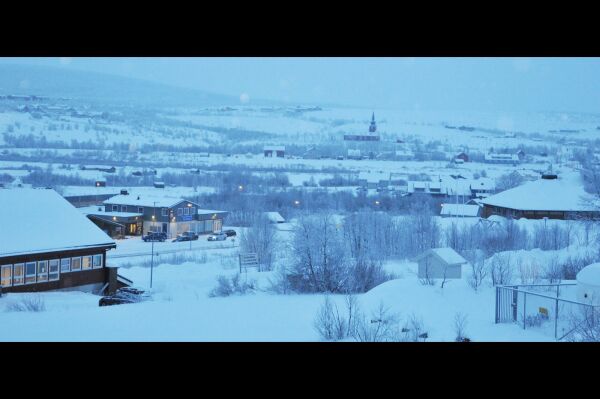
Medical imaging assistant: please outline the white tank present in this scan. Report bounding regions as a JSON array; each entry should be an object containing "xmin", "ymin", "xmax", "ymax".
[{"xmin": 576, "ymin": 263, "xmax": 600, "ymax": 305}]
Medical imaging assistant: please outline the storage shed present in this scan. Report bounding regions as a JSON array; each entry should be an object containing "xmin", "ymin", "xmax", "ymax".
[{"xmin": 412, "ymin": 248, "xmax": 468, "ymax": 280}]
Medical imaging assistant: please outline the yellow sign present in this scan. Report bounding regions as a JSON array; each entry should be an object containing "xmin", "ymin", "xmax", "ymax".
[{"xmin": 539, "ymin": 307, "xmax": 548, "ymax": 317}]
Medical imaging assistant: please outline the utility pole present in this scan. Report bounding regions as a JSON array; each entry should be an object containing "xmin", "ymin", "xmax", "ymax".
[{"xmin": 151, "ymin": 201, "xmax": 157, "ymax": 289}]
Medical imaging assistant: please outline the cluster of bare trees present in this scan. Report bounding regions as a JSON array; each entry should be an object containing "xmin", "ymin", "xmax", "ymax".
[{"xmin": 239, "ymin": 214, "xmax": 277, "ymax": 272}]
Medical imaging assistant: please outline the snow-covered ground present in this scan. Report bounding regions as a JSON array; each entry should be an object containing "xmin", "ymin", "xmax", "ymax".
[{"xmin": 0, "ymin": 249, "xmax": 553, "ymax": 342}]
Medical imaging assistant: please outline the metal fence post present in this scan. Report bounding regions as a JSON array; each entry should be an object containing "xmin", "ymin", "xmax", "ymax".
[
  {"xmin": 555, "ymin": 297, "xmax": 559, "ymax": 339},
  {"xmin": 523, "ymin": 293, "xmax": 527, "ymax": 330}
]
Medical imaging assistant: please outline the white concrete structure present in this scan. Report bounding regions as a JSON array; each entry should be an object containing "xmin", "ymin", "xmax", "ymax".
[{"xmin": 576, "ymin": 263, "xmax": 600, "ymax": 305}]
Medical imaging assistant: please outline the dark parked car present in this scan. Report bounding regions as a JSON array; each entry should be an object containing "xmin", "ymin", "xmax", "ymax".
[
  {"xmin": 172, "ymin": 231, "xmax": 199, "ymax": 242},
  {"xmin": 223, "ymin": 229, "xmax": 237, "ymax": 237},
  {"xmin": 142, "ymin": 232, "xmax": 166, "ymax": 242},
  {"xmin": 99, "ymin": 287, "xmax": 151, "ymax": 307}
]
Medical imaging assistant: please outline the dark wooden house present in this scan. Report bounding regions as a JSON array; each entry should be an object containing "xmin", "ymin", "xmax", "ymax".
[{"xmin": 0, "ymin": 189, "xmax": 124, "ymax": 295}]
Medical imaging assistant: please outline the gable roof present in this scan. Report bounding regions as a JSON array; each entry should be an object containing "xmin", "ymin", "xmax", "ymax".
[
  {"xmin": 413, "ymin": 248, "xmax": 468, "ymax": 265},
  {"xmin": 481, "ymin": 174, "xmax": 596, "ymax": 212},
  {"xmin": 0, "ymin": 189, "xmax": 115, "ymax": 258},
  {"xmin": 103, "ymin": 193, "xmax": 196, "ymax": 208},
  {"xmin": 440, "ymin": 204, "xmax": 481, "ymax": 217}
]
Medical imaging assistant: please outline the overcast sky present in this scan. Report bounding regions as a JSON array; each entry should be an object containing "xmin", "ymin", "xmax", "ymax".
[{"xmin": 1, "ymin": 57, "xmax": 599, "ymax": 113}]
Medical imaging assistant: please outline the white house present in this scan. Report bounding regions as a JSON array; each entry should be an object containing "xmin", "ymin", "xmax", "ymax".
[{"xmin": 413, "ymin": 248, "xmax": 468, "ymax": 280}]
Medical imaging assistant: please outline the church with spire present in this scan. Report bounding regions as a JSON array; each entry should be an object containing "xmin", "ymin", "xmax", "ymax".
[
  {"xmin": 343, "ymin": 112, "xmax": 381, "ymax": 141},
  {"xmin": 369, "ymin": 112, "xmax": 377, "ymax": 133}
]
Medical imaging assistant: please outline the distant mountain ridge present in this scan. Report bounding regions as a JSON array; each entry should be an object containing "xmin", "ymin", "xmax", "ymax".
[{"xmin": 0, "ymin": 64, "xmax": 276, "ymax": 107}]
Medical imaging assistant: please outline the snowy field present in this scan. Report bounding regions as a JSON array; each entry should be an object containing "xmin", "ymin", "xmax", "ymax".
[{"xmin": 0, "ymin": 255, "xmax": 553, "ymax": 342}]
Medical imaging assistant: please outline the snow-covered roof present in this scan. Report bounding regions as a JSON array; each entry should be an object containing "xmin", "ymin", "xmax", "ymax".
[
  {"xmin": 413, "ymin": 247, "xmax": 467, "ymax": 265},
  {"xmin": 78, "ymin": 206, "xmax": 142, "ymax": 218},
  {"xmin": 0, "ymin": 189, "xmax": 115, "ymax": 258},
  {"xmin": 264, "ymin": 212, "xmax": 285, "ymax": 223},
  {"xmin": 481, "ymin": 174, "xmax": 596, "ymax": 212},
  {"xmin": 577, "ymin": 263, "xmax": 600, "ymax": 286},
  {"xmin": 197, "ymin": 209, "xmax": 227, "ymax": 215},
  {"xmin": 440, "ymin": 204, "xmax": 481, "ymax": 217},
  {"xmin": 104, "ymin": 193, "xmax": 193, "ymax": 208}
]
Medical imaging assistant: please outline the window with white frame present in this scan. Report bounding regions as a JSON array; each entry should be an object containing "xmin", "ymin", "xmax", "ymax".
[
  {"xmin": 162, "ymin": 208, "xmax": 168, "ymax": 216},
  {"xmin": 190, "ymin": 207, "xmax": 196, "ymax": 215},
  {"xmin": 112, "ymin": 205, "xmax": 118, "ymax": 212},
  {"xmin": 71, "ymin": 257, "xmax": 82, "ymax": 272},
  {"xmin": 25, "ymin": 262, "xmax": 36, "ymax": 284},
  {"xmin": 60, "ymin": 258, "xmax": 71, "ymax": 273},
  {"xmin": 82, "ymin": 256, "xmax": 92, "ymax": 270},
  {"xmin": 37, "ymin": 260, "xmax": 48, "ymax": 282},
  {"xmin": 13, "ymin": 263, "xmax": 24, "ymax": 285},
  {"xmin": 184, "ymin": 207, "xmax": 189, "ymax": 216},
  {"xmin": 1, "ymin": 265, "xmax": 12, "ymax": 287},
  {"xmin": 177, "ymin": 208, "xmax": 183, "ymax": 216},
  {"xmin": 138, "ymin": 207, "xmax": 144, "ymax": 213},
  {"xmin": 49, "ymin": 259, "xmax": 59, "ymax": 281},
  {"xmin": 92, "ymin": 254, "xmax": 103, "ymax": 269},
  {"xmin": 121, "ymin": 205, "xmax": 127, "ymax": 212}
]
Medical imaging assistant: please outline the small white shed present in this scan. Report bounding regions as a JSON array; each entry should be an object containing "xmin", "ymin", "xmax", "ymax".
[
  {"xmin": 576, "ymin": 263, "xmax": 600, "ymax": 305},
  {"xmin": 412, "ymin": 248, "xmax": 468, "ymax": 280}
]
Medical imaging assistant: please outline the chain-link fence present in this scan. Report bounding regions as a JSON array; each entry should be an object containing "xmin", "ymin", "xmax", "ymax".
[{"xmin": 495, "ymin": 283, "xmax": 600, "ymax": 341}]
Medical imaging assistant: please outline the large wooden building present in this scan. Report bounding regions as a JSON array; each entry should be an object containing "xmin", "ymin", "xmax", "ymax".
[
  {"xmin": 481, "ymin": 174, "xmax": 599, "ymax": 220},
  {"xmin": 102, "ymin": 193, "xmax": 228, "ymax": 238},
  {"xmin": 0, "ymin": 188, "xmax": 122, "ymax": 294}
]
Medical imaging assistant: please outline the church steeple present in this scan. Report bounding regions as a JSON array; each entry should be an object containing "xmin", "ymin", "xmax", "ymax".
[{"xmin": 369, "ymin": 112, "xmax": 377, "ymax": 133}]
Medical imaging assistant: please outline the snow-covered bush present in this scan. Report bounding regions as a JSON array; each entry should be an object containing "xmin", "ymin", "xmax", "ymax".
[
  {"xmin": 454, "ymin": 312, "xmax": 470, "ymax": 342},
  {"xmin": 401, "ymin": 313, "xmax": 428, "ymax": 342},
  {"xmin": 5, "ymin": 295, "xmax": 46, "ymax": 312},
  {"xmin": 208, "ymin": 274, "xmax": 256, "ymax": 297},
  {"xmin": 352, "ymin": 302, "xmax": 401, "ymax": 342},
  {"xmin": 314, "ymin": 295, "xmax": 360, "ymax": 341}
]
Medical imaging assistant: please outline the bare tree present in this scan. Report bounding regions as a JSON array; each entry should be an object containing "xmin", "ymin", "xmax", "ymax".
[
  {"xmin": 453, "ymin": 312, "xmax": 470, "ymax": 342},
  {"xmin": 240, "ymin": 213, "xmax": 278, "ymax": 271}
]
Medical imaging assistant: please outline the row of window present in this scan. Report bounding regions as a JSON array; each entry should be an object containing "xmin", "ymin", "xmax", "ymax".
[
  {"xmin": 112, "ymin": 205, "xmax": 144, "ymax": 213},
  {"xmin": 0, "ymin": 254, "xmax": 103, "ymax": 288},
  {"xmin": 109, "ymin": 205, "xmax": 197, "ymax": 217}
]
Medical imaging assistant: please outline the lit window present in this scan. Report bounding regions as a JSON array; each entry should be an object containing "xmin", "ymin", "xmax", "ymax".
[
  {"xmin": 25, "ymin": 262, "xmax": 36, "ymax": 284},
  {"xmin": 60, "ymin": 258, "xmax": 71, "ymax": 273},
  {"xmin": 13, "ymin": 263, "xmax": 24, "ymax": 285},
  {"xmin": 49, "ymin": 259, "xmax": 59, "ymax": 281},
  {"xmin": 71, "ymin": 257, "xmax": 82, "ymax": 272},
  {"xmin": 82, "ymin": 256, "xmax": 92, "ymax": 270},
  {"xmin": 93, "ymin": 254, "xmax": 103, "ymax": 269},
  {"xmin": 37, "ymin": 261, "xmax": 48, "ymax": 282},
  {"xmin": 1, "ymin": 265, "xmax": 12, "ymax": 287}
]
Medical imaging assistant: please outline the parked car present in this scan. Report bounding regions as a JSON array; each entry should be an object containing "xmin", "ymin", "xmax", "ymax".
[
  {"xmin": 172, "ymin": 231, "xmax": 199, "ymax": 242},
  {"xmin": 223, "ymin": 229, "xmax": 237, "ymax": 237},
  {"xmin": 99, "ymin": 287, "xmax": 151, "ymax": 307},
  {"xmin": 207, "ymin": 233, "xmax": 227, "ymax": 241},
  {"xmin": 142, "ymin": 232, "xmax": 166, "ymax": 242}
]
